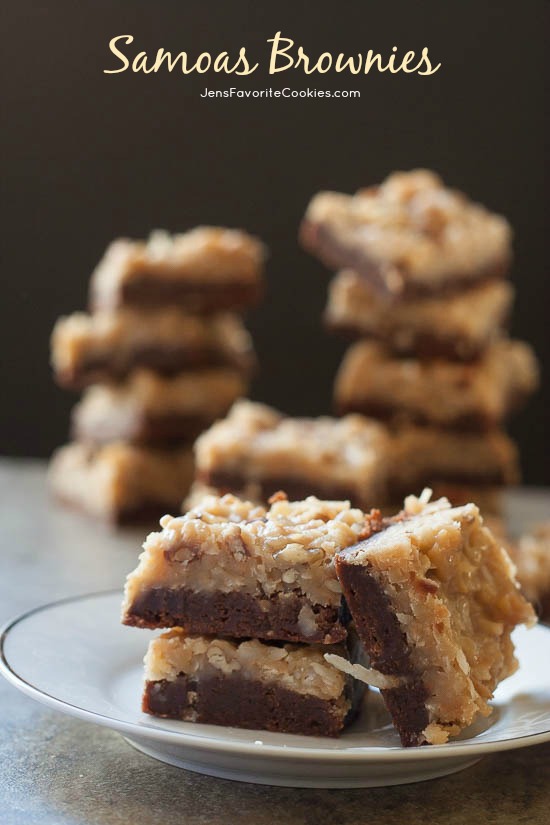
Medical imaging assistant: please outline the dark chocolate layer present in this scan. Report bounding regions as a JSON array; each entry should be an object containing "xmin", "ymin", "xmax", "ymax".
[
  {"xmin": 143, "ymin": 671, "xmax": 361, "ymax": 737},
  {"xmin": 92, "ymin": 278, "xmax": 262, "ymax": 314},
  {"xmin": 124, "ymin": 586, "xmax": 348, "ymax": 644},
  {"xmin": 381, "ymin": 681, "xmax": 432, "ymax": 748},
  {"xmin": 300, "ymin": 218, "xmax": 509, "ymax": 300},
  {"xmin": 335, "ymin": 553, "xmax": 430, "ymax": 747}
]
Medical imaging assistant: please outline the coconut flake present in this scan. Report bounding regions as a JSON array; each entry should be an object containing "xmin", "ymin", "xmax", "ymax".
[{"xmin": 324, "ymin": 653, "xmax": 405, "ymax": 689}]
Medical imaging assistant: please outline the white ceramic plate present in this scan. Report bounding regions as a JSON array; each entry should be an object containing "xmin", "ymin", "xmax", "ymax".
[{"xmin": 1, "ymin": 591, "xmax": 550, "ymax": 788}]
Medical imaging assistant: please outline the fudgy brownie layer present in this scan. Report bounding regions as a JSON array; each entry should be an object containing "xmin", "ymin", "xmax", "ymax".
[
  {"xmin": 198, "ymin": 469, "xmax": 368, "ymax": 509},
  {"xmin": 335, "ymin": 554, "xmax": 430, "ymax": 747},
  {"xmin": 301, "ymin": 219, "xmax": 509, "ymax": 301},
  {"xmin": 92, "ymin": 277, "xmax": 262, "ymax": 314},
  {"xmin": 73, "ymin": 412, "xmax": 215, "ymax": 448},
  {"xmin": 57, "ymin": 346, "xmax": 254, "ymax": 390},
  {"xmin": 380, "ymin": 681, "xmax": 431, "ymax": 748},
  {"xmin": 143, "ymin": 672, "xmax": 361, "ymax": 737},
  {"xmin": 124, "ymin": 586, "xmax": 348, "ymax": 644}
]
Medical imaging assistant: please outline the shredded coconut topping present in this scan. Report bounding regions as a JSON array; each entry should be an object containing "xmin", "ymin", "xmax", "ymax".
[
  {"xmin": 144, "ymin": 630, "xmax": 348, "ymax": 700},
  {"xmin": 302, "ymin": 169, "xmax": 512, "ymax": 295},
  {"xmin": 124, "ymin": 492, "xmax": 370, "ymax": 610}
]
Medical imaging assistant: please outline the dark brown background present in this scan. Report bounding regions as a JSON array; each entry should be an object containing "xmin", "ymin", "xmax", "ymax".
[{"xmin": 1, "ymin": 1, "xmax": 548, "ymax": 483}]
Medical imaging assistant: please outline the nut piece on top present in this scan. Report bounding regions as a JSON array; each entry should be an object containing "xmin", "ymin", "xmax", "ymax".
[
  {"xmin": 332, "ymin": 492, "xmax": 536, "ymax": 746},
  {"xmin": 122, "ymin": 492, "xmax": 371, "ymax": 644},
  {"xmin": 90, "ymin": 227, "xmax": 266, "ymax": 314},
  {"xmin": 300, "ymin": 169, "xmax": 512, "ymax": 299}
]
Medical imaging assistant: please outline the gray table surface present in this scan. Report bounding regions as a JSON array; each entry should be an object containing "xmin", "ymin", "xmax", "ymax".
[{"xmin": 1, "ymin": 458, "xmax": 549, "ymax": 825}]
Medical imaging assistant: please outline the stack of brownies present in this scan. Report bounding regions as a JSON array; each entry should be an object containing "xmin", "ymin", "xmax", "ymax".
[
  {"xmin": 123, "ymin": 492, "xmax": 370, "ymax": 737},
  {"xmin": 121, "ymin": 489, "xmax": 535, "ymax": 745},
  {"xmin": 48, "ymin": 227, "xmax": 265, "ymax": 524},
  {"xmin": 300, "ymin": 169, "xmax": 539, "ymax": 511}
]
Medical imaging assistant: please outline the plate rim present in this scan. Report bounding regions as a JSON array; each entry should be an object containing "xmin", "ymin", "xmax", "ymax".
[{"xmin": 2, "ymin": 589, "xmax": 550, "ymax": 763}]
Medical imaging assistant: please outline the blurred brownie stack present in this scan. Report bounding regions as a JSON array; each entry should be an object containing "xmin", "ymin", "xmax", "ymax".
[
  {"xmin": 49, "ymin": 227, "xmax": 265, "ymax": 524},
  {"xmin": 300, "ymin": 169, "xmax": 539, "ymax": 512}
]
